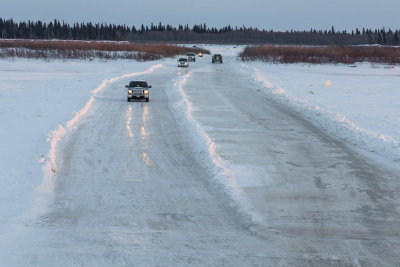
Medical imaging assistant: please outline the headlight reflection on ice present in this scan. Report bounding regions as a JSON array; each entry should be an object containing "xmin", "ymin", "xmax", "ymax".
[
  {"xmin": 125, "ymin": 105, "xmax": 134, "ymax": 139},
  {"xmin": 141, "ymin": 152, "xmax": 153, "ymax": 167},
  {"xmin": 140, "ymin": 105, "xmax": 153, "ymax": 167},
  {"xmin": 140, "ymin": 105, "xmax": 149, "ymax": 140}
]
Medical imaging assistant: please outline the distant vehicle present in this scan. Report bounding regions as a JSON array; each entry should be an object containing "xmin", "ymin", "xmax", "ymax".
[
  {"xmin": 212, "ymin": 54, "xmax": 223, "ymax": 63},
  {"xmin": 186, "ymin": 53, "xmax": 196, "ymax": 62},
  {"xmin": 126, "ymin": 80, "xmax": 151, "ymax": 102},
  {"xmin": 178, "ymin": 57, "xmax": 189, "ymax": 67},
  {"xmin": 198, "ymin": 52, "xmax": 203, "ymax": 57}
]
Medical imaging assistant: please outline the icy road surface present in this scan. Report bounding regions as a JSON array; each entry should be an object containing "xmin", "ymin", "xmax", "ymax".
[{"xmin": 2, "ymin": 55, "xmax": 400, "ymax": 266}]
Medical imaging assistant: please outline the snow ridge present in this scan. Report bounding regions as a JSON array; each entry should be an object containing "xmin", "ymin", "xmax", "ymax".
[{"xmin": 167, "ymin": 71, "xmax": 265, "ymax": 225}]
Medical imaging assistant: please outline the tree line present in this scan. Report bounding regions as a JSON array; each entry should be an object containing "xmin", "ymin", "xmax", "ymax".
[{"xmin": 1, "ymin": 18, "xmax": 399, "ymax": 45}]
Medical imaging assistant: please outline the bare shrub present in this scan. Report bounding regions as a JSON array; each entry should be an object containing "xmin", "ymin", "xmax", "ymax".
[
  {"xmin": 239, "ymin": 45, "xmax": 400, "ymax": 64},
  {"xmin": 0, "ymin": 40, "xmax": 209, "ymax": 60}
]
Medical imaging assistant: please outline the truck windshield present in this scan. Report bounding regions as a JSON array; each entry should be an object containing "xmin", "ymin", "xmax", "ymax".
[{"xmin": 129, "ymin": 81, "xmax": 148, "ymax": 87}]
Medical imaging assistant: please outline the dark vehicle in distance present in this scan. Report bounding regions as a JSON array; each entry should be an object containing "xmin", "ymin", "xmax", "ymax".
[
  {"xmin": 212, "ymin": 54, "xmax": 223, "ymax": 63},
  {"xmin": 126, "ymin": 80, "xmax": 151, "ymax": 102}
]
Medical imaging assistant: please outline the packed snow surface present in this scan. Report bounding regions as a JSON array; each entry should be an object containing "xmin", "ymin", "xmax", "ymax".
[{"xmin": 1, "ymin": 46, "xmax": 400, "ymax": 266}]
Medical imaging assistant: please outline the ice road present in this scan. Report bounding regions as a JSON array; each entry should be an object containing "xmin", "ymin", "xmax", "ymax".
[{"xmin": 1, "ymin": 53, "xmax": 400, "ymax": 266}]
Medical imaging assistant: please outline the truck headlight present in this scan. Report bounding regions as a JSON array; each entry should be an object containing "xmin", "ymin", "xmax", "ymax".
[
  {"xmin": 144, "ymin": 90, "xmax": 149, "ymax": 95},
  {"xmin": 128, "ymin": 89, "xmax": 133, "ymax": 94}
]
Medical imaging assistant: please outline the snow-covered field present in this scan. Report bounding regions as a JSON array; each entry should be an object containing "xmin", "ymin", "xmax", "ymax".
[{"xmin": 1, "ymin": 46, "xmax": 400, "ymax": 265}]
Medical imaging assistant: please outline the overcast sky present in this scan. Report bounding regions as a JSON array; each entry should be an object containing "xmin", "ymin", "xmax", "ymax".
[{"xmin": 1, "ymin": 0, "xmax": 399, "ymax": 31}]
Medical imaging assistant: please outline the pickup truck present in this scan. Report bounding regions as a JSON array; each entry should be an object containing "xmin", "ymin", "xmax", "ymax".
[
  {"xmin": 126, "ymin": 80, "xmax": 151, "ymax": 102},
  {"xmin": 212, "ymin": 54, "xmax": 223, "ymax": 63},
  {"xmin": 186, "ymin": 53, "xmax": 196, "ymax": 62},
  {"xmin": 178, "ymin": 57, "xmax": 189, "ymax": 67}
]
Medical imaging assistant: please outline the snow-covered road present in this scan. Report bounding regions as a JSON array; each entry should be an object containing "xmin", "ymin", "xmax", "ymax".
[{"xmin": 1, "ymin": 52, "xmax": 400, "ymax": 266}]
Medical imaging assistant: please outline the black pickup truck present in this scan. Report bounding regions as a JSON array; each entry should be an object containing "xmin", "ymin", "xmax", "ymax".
[{"xmin": 212, "ymin": 54, "xmax": 223, "ymax": 63}]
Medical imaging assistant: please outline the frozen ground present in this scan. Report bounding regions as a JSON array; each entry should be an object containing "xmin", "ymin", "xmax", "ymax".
[{"xmin": 0, "ymin": 47, "xmax": 400, "ymax": 266}]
